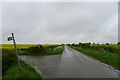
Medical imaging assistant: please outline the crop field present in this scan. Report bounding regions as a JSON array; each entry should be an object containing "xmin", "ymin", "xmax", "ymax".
[
  {"xmin": 90, "ymin": 44, "xmax": 120, "ymax": 53},
  {"xmin": 1, "ymin": 44, "xmax": 56, "ymax": 49}
]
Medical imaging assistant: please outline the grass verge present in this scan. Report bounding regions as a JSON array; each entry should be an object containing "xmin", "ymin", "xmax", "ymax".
[
  {"xmin": 2, "ymin": 60, "xmax": 42, "ymax": 80},
  {"xmin": 19, "ymin": 47, "xmax": 64, "ymax": 56},
  {"xmin": 70, "ymin": 46, "xmax": 119, "ymax": 70}
]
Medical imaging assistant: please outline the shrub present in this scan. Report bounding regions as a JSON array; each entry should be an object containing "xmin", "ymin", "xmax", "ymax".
[
  {"xmin": 69, "ymin": 43, "xmax": 119, "ymax": 53},
  {"xmin": 27, "ymin": 45, "xmax": 46, "ymax": 53},
  {"xmin": 27, "ymin": 44, "xmax": 60, "ymax": 53}
]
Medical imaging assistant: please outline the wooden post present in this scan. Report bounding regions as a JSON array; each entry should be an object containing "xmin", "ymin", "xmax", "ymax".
[{"xmin": 11, "ymin": 33, "xmax": 22, "ymax": 72}]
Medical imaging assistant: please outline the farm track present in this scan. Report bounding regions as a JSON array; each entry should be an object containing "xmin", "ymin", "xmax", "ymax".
[{"xmin": 20, "ymin": 45, "xmax": 118, "ymax": 78}]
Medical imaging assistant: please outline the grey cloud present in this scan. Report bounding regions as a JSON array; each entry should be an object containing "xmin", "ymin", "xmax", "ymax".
[{"xmin": 2, "ymin": 2, "xmax": 118, "ymax": 44}]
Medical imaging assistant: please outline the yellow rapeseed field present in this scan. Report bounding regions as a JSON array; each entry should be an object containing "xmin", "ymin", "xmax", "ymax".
[{"xmin": 1, "ymin": 44, "xmax": 53, "ymax": 49}]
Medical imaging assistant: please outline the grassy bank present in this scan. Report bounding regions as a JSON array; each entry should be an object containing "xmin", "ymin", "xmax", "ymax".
[
  {"xmin": 2, "ymin": 61, "xmax": 41, "ymax": 80},
  {"xmin": 70, "ymin": 46, "xmax": 119, "ymax": 70},
  {"xmin": 2, "ymin": 49, "xmax": 41, "ymax": 80},
  {"xmin": 19, "ymin": 46, "xmax": 64, "ymax": 56}
]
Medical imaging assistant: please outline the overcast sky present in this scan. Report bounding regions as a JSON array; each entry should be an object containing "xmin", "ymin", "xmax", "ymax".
[{"xmin": 2, "ymin": 2, "xmax": 118, "ymax": 44}]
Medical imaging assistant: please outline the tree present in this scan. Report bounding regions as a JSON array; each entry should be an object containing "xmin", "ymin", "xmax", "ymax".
[
  {"xmin": 106, "ymin": 43, "xmax": 109, "ymax": 45},
  {"xmin": 117, "ymin": 42, "xmax": 120, "ymax": 45}
]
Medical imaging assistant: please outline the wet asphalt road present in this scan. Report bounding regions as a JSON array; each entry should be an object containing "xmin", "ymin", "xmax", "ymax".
[{"xmin": 20, "ymin": 45, "xmax": 118, "ymax": 78}]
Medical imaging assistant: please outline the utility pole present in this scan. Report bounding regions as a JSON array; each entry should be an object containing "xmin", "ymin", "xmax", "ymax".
[{"xmin": 8, "ymin": 33, "xmax": 22, "ymax": 72}]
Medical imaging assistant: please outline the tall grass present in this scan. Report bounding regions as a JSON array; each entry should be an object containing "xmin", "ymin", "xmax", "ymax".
[
  {"xmin": 2, "ymin": 49, "xmax": 41, "ymax": 79},
  {"xmin": 71, "ymin": 47, "xmax": 119, "ymax": 69},
  {"xmin": 68, "ymin": 43, "xmax": 119, "ymax": 70},
  {"xmin": 2, "ymin": 61, "xmax": 41, "ymax": 80},
  {"xmin": 69, "ymin": 43, "xmax": 119, "ymax": 53}
]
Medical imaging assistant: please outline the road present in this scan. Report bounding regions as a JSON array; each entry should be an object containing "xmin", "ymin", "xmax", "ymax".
[{"xmin": 20, "ymin": 45, "xmax": 118, "ymax": 78}]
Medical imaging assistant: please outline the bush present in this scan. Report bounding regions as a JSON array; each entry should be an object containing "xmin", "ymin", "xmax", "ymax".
[
  {"xmin": 27, "ymin": 45, "xmax": 46, "ymax": 53},
  {"xmin": 69, "ymin": 43, "xmax": 119, "ymax": 53},
  {"xmin": 27, "ymin": 44, "xmax": 59, "ymax": 53},
  {"xmin": 19, "ymin": 45, "xmax": 64, "ymax": 56}
]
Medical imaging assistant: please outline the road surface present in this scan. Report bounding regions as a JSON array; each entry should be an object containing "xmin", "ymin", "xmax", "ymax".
[{"xmin": 20, "ymin": 45, "xmax": 118, "ymax": 78}]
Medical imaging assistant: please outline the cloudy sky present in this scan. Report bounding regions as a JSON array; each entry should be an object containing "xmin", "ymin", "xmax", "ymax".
[{"xmin": 2, "ymin": 2, "xmax": 118, "ymax": 44}]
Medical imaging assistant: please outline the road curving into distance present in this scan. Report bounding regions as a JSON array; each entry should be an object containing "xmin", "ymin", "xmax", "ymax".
[{"xmin": 20, "ymin": 45, "xmax": 118, "ymax": 78}]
